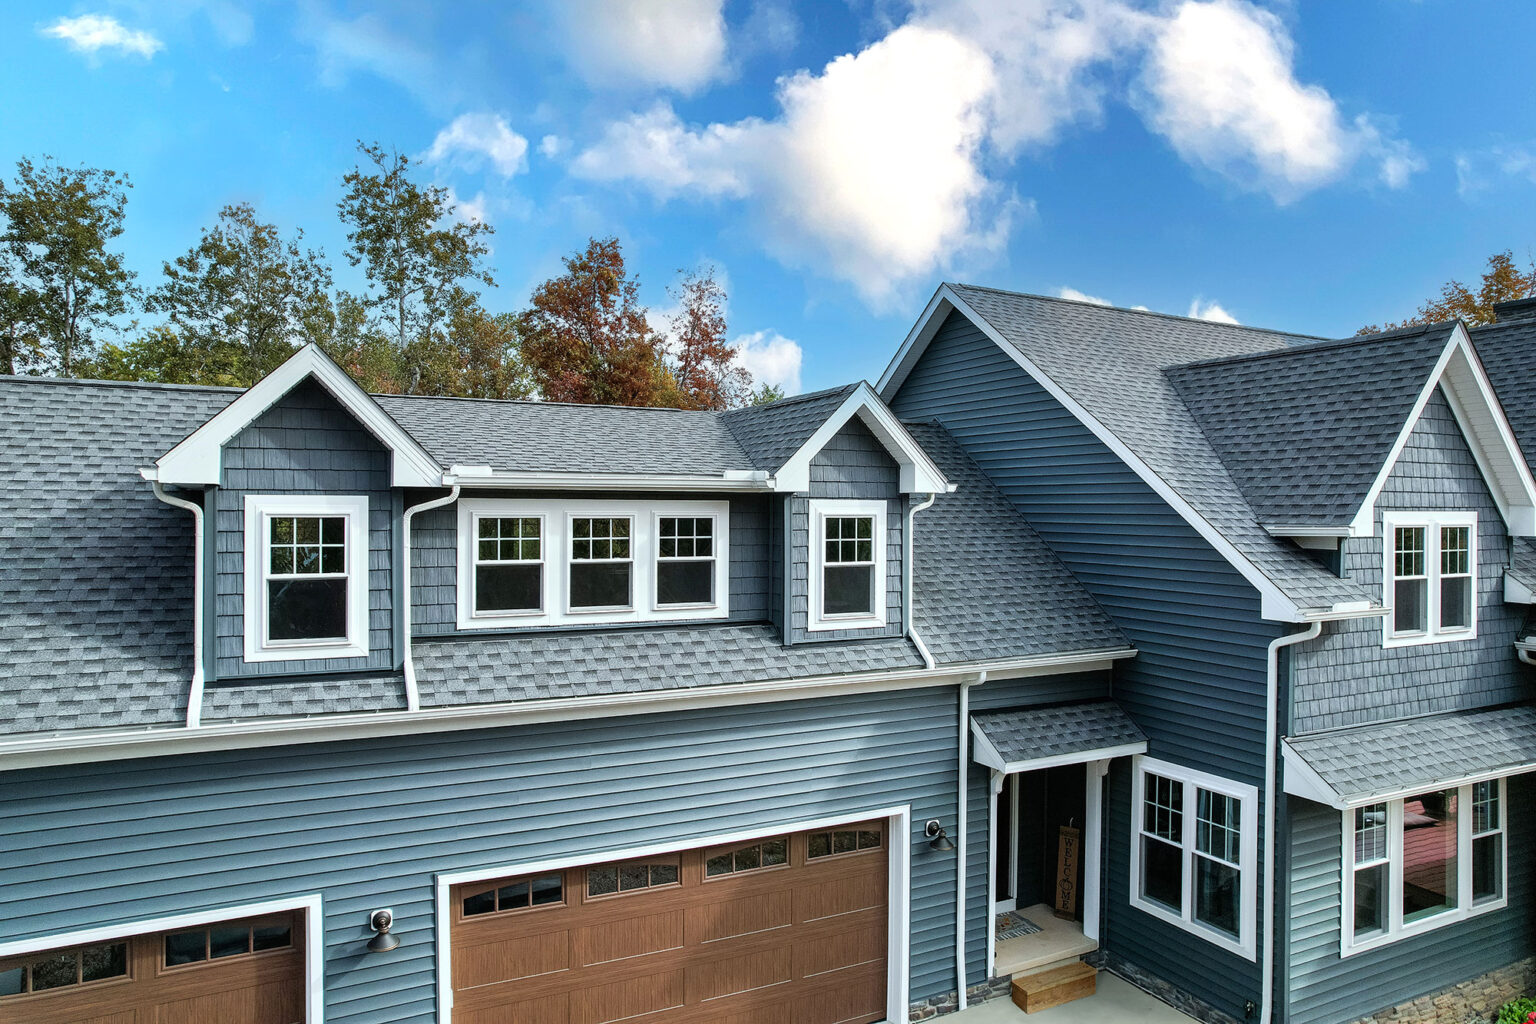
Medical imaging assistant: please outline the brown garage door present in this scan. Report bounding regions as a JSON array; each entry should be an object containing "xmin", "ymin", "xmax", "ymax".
[
  {"xmin": 451, "ymin": 819, "xmax": 890, "ymax": 1024},
  {"xmin": 0, "ymin": 910, "xmax": 306, "ymax": 1024}
]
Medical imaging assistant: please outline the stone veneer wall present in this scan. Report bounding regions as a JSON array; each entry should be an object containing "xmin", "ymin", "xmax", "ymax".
[
  {"xmin": 1351, "ymin": 957, "xmax": 1535, "ymax": 1024},
  {"xmin": 908, "ymin": 976, "xmax": 1013, "ymax": 1020}
]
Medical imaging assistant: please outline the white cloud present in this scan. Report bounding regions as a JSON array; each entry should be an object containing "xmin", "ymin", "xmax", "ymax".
[
  {"xmin": 423, "ymin": 113, "xmax": 529, "ymax": 178},
  {"xmin": 1135, "ymin": 0, "xmax": 1418, "ymax": 201},
  {"xmin": 1455, "ymin": 144, "xmax": 1536, "ymax": 199},
  {"xmin": 1187, "ymin": 298, "xmax": 1239, "ymax": 324},
  {"xmin": 41, "ymin": 14, "xmax": 163, "ymax": 58},
  {"xmin": 538, "ymin": 134, "xmax": 566, "ymax": 159},
  {"xmin": 1057, "ymin": 286, "xmax": 1109, "ymax": 305},
  {"xmin": 445, "ymin": 187, "xmax": 489, "ymax": 225},
  {"xmin": 732, "ymin": 330, "xmax": 803, "ymax": 394},
  {"xmin": 556, "ymin": 0, "xmax": 727, "ymax": 93},
  {"xmin": 739, "ymin": 0, "xmax": 800, "ymax": 57},
  {"xmin": 576, "ymin": 25, "xmax": 1005, "ymax": 304}
]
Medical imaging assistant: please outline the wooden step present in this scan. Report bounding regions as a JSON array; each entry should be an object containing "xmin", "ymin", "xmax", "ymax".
[{"xmin": 1010, "ymin": 961, "xmax": 1097, "ymax": 1013}]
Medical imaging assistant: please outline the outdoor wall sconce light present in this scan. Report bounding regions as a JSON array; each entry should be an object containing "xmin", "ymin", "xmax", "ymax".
[
  {"xmin": 366, "ymin": 909, "xmax": 400, "ymax": 953},
  {"xmin": 925, "ymin": 819, "xmax": 956, "ymax": 852}
]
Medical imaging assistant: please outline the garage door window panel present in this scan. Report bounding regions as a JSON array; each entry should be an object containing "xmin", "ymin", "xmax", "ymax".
[
  {"xmin": 807, "ymin": 825, "xmax": 883, "ymax": 860},
  {"xmin": 460, "ymin": 873, "xmax": 565, "ymax": 918},
  {"xmin": 163, "ymin": 915, "xmax": 296, "ymax": 970},
  {"xmin": 0, "ymin": 941, "xmax": 129, "ymax": 998},
  {"xmin": 587, "ymin": 857, "xmax": 682, "ymax": 898},
  {"xmin": 704, "ymin": 836, "xmax": 791, "ymax": 878}
]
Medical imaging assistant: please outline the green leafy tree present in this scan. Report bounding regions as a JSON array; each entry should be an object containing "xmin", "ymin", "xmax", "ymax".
[
  {"xmin": 317, "ymin": 291, "xmax": 403, "ymax": 394},
  {"xmin": 143, "ymin": 202, "xmax": 334, "ymax": 386},
  {"xmin": 89, "ymin": 325, "xmax": 226, "ymax": 385},
  {"xmin": 749, "ymin": 382, "xmax": 786, "ymax": 406},
  {"xmin": 0, "ymin": 274, "xmax": 41, "ymax": 375},
  {"xmin": 522, "ymin": 236, "xmax": 676, "ymax": 406},
  {"xmin": 410, "ymin": 291, "xmax": 534, "ymax": 400},
  {"xmin": 1360, "ymin": 250, "xmax": 1536, "ymax": 334},
  {"xmin": 337, "ymin": 142, "xmax": 494, "ymax": 391},
  {"xmin": 0, "ymin": 157, "xmax": 136, "ymax": 375}
]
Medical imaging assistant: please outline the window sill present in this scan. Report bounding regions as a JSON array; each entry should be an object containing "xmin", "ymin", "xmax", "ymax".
[
  {"xmin": 1343, "ymin": 894, "xmax": 1507, "ymax": 957},
  {"xmin": 806, "ymin": 614, "xmax": 884, "ymax": 633},
  {"xmin": 244, "ymin": 639, "xmax": 369, "ymax": 663},
  {"xmin": 1381, "ymin": 628, "xmax": 1476, "ymax": 650},
  {"xmin": 1129, "ymin": 895, "xmax": 1255, "ymax": 961}
]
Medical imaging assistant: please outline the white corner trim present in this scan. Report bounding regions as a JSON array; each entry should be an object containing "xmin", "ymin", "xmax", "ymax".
[
  {"xmin": 242, "ymin": 494, "xmax": 371, "ymax": 663},
  {"xmin": 1350, "ymin": 327, "xmax": 1536, "ymax": 538},
  {"xmin": 155, "ymin": 344, "xmax": 441, "ymax": 488},
  {"xmin": 807, "ymin": 497, "xmax": 889, "ymax": 631},
  {"xmin": 433, "ymin": 805, "xmax": 912, "ymax": 1024},
  {"xmin": 0, "ymin": 894, "xmax": 326, "ymax": 1023},
  {"xmin": 774, "ymin": 383, "xmax": 951, "ymax": 494},
  {"xmin": 885, "ymin": 285, "xmax": 1308, "ymax": 622}
]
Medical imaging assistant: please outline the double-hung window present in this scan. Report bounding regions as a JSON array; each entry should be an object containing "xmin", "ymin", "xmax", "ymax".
[
  {"xmin": 1131, "ymin": 757, "xmax": 1258, "ymax": 959},
  {"xmin": 809, "ymin": 498, "xmax": 887, "ymax": 631},
  {"xmin": 456, "ymin": 499, "xmax": 729, "ymax": 627},
  {"xmin": 243, "ymin": 495, "xmax": 369, "ymax": 662},
  {"xmin": 1383, "ymin": 512, "xmax": 1476, "ymax": 646},
  {"xmin": 473, "ymin": 516, "xmax": 543, "ymax": 615},
  {"xmin": 569, "ymin": 516, "xmax": 633, "ymax": 610},
  {"xmin": 1343, "ymin": 778, "xmax": 1507, "ymax": 954}
]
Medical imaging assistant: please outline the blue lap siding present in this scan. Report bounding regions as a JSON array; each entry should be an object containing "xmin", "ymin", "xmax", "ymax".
[{"xmin": 890, "ymin": 310, "xmax": 1281, "ymax": 1019}]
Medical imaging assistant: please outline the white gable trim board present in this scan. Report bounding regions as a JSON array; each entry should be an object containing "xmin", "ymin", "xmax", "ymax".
[
  {"xmin": 1348, "ymin": 324, "xmax": 1536, "ymax": 538},
  {"xmin": 774, "ymin": 382, "xmax": 952, "ymax": 494},
  {"xmin": 153, "ymin": 344, "xmax": 442, "ymax": 488},
  {"xmin": 433, "ymin": 805, "xmax": 913, "ymax": 1024},
  {"xmin": 879, "ymin": 285, "xmax": 1314, "ymax": 622}
]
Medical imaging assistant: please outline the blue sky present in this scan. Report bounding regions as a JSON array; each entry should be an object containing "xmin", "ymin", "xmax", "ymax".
[{"xmin": 4, "ymin": 1, "xmax": 1535, "ymax": 394}]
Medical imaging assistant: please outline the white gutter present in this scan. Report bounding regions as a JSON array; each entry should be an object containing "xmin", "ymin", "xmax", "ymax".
[
  {"xmin": 1515, "ymin": 640, "xmax": 1536, "ymax": 667},
  {"xmin": 0, "ymin": 649, "xmax": 1129, "ymax": 772},
  {"xmin": 905, "ymin": 493, "xmax": 939, "ymax": 670},
  {"xmin": 147, "ymin": 478, "xmax": 206, "ymax": 729},
  {"xmin": 401, "ymin": 483, "xmax": 461, "ymax": 712},
  {"xmin": 955, "ymin": 670, "xmax": 985, "ymax": 1010},
  {"xmin": 449, "ymin": 469, "xmax": 775, "ymax": 492}
]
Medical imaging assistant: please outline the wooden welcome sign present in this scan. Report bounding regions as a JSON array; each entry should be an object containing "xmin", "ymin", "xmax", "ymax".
[{"xmin": 1055, "ymin": 822, "xmax": 1081, "ymax": 920}]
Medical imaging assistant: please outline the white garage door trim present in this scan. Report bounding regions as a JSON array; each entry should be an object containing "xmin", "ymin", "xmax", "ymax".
[
  {"xmin": 435, "ymin": 803, "xmax": 912, "ymax": 1024},
  {"xmin": 0, "ymin": 893, "xmax": 325, "ymax": 1023}
]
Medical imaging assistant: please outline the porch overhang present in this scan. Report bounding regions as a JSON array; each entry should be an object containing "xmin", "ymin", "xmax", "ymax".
[
  {"xmin": 971, "ymin": 702, "xmax": 1147, "ymax": 775},
  {"xmin": 1283, "ymin": 704, "xmax": 1536, "ymax": 809}
]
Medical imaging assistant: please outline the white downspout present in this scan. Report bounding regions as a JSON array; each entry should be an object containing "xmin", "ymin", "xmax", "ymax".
[
  {"xmin": 956, "ymin": 669, "xmax": 986, "ymax": 1010},
  {"xmin": 1517, "ymin": 644, "xmax": 1536, "ymax": 667},
  {"xmin": 1261, "ymin": 620, "xmax": 1322, "ymax": 1024},
  {"xmin": 149, "ymin": 481, "xmax": 205, "ymax": 729},
  {"xmin": 906, "ymin": 493, "xmax": 938, "ymax": 669},
  {"xmin": 402, "ymin": 483, "xmax": 460, "ymax": 712}
]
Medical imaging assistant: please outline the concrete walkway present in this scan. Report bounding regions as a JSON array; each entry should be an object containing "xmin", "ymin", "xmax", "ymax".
[{"xmin": 945, "ymin": 972, "xmax": 1197, "ymax": 1023}]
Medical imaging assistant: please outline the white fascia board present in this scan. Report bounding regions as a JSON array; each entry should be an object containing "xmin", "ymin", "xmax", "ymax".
[
  {"xmin": 1281, "ymin": 742, "xmax": 1344, "ymax": 808},
  {"xmin": 968, "ymin": 719, "xmax": 1145, "ymax": 774},
  {"xmin": 453, "ymin": 471, "xmax": 774, "ymax": 492},
  {"xmin": 773, "ymin": 383, "xmax": 951, "ymax": 495},
  {"xmin": 155, "ymin": 345, "xmax": 442, "ymax": 488},
  {"xmin": 1505, "ymin": 571, "xmax": 1536, "ymax": 604},
  {"xmin": 1263, "ymin": 524, "xmax": 1351, "ymax": 538},
  {"xmin": 1283, "ymin": 739, "xmax": 1536, "ymax": 810},
  {"xmin": 911, "ymin": 285, "xmax": 1306, "ymax": 622},
  {"xmin": 877, "ymin": 285, "xmax": 954, "ymax": 398},
  {"xmin": 1351, "ymin": 327, "xmax": 1536, "ymax": 538},
  {"xmin": 0, "ymin": 648, "xmax": 1132, "ymax": 772}
]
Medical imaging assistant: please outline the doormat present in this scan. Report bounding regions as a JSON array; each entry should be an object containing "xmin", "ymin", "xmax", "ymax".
[{"xmin": 996, "ymin": 911, "xmax": 1043, "ymax": 941}]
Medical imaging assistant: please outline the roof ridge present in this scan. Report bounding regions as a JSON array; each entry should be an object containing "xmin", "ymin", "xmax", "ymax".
[
  {"xmin": 377, "ymin": 392, "xmax": 721, "ymax": 413},
  {"xmin": 947, "ymin": 281, "xmax": 1331, "ymax": 342},
  {"xmin": 719, "ymin": 381, "xmax": 860, "ymax": 417},
  {"xmin": 0, "ymin": 374, "xmax": 246, "ymax": 394},
  {"xmin": 1166, "ymin": 321, "xmax": 1456, "ymax": 374}
]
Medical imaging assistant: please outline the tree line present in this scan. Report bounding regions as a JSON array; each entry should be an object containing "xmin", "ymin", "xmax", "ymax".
[{"xmin": 0, "ymin": 146, "xmax": 781, "ymax": 409}]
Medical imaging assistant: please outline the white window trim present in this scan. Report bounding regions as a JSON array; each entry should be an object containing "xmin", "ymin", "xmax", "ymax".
[
  {"xmin": 1382, "ymin": 510, "xmax": 1478, "ymax": 649},
  {"xmin": 652, "ymin": 510, "xmax": 723, "ymax": 611},
  {"xmin": 1341, "ymin": 778, "xmax": 1508, "ymax": 956},
  {"xmin": 455, "ymin": 498, "xmax": 730, "ymax": 629},
  {"xmin": 242, "ymin": 494, "xmax": 370, "ymax": 663},
  {"xmin": 1129, "ymin": 755, "xmax": 1258, "ymax": 960},
  {"xmin": 808, "ymin": 498, "xmax": 888, "ymax": 632},
  {"xmin": 467, "ymin": 512, "xmax": 547, "ymax": 618}
]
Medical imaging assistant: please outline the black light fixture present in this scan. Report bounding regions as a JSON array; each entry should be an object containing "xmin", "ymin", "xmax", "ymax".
[
  {"xmin": 925, "ymin": 819, "xmax": 956, "ymax": 852},
  {"xmin": 366, "ymin": 909, "xmax": 400, "ymax": 953}
]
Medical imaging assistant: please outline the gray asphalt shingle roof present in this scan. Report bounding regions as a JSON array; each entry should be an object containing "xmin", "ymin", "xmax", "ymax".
[
  {"xmin": 0, "ymin": 377, "xmax": 238, "ymax": 736},
  {"xmin": 905, "ymin": 422, "xmax": 1128, "ymax": 663},
  {"xmin": 412, "ymin": 623, "xmax": 925, "ymax": 707},
  {"xmin": 1165, "ymin": 324, "xmax": 1456, "ymax": 527},
  {"xmin": 377, "ymin": 395, "xmax": 754, "ymax": 476},
  {"xmin": 1472, "ymin": 315, "xmax": 1536, "ymax": 466},
  {"xmin": 1285, "ymin": 704, "xmax": 1536, "ymax": 805},
  {"xmin": 719, "ymin": 384, "xmax": 859, "ymax": 472},
  {"xmin": 945, "ymin": 284, "xmax": 1379, "ymax": 613},
  {"xmin": 972, "ymin": 702, "xmax": 1146, "ymax": 767}
]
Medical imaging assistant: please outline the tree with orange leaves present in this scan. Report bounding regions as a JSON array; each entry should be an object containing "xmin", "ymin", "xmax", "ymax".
[{"xmin": 667, "ymin": 266, "xmax": 751, "ymax": 410}]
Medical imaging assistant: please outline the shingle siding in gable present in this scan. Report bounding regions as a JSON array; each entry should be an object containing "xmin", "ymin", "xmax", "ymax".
[
  {"xmin": 1283, "ymin": 778, "xmax": 1536, "ymax": 1024},
  {"xmin": 786, "ymin": 418, "xmax": 905, "ymax": 643},
  {"xmin": 213, "ymin": 379, "xmax": 395, "ymax": 679},
  {"xmin": 889, "ymin": 309, "xmax": 1280, "ymax": 1021},
  {"xmin": 1288, "ymin": 390, "xmax": 1528, "ymax": 734},
  {"xmin": 409, "ymin": 493, "xmax": 773, "ymax": 636}
]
